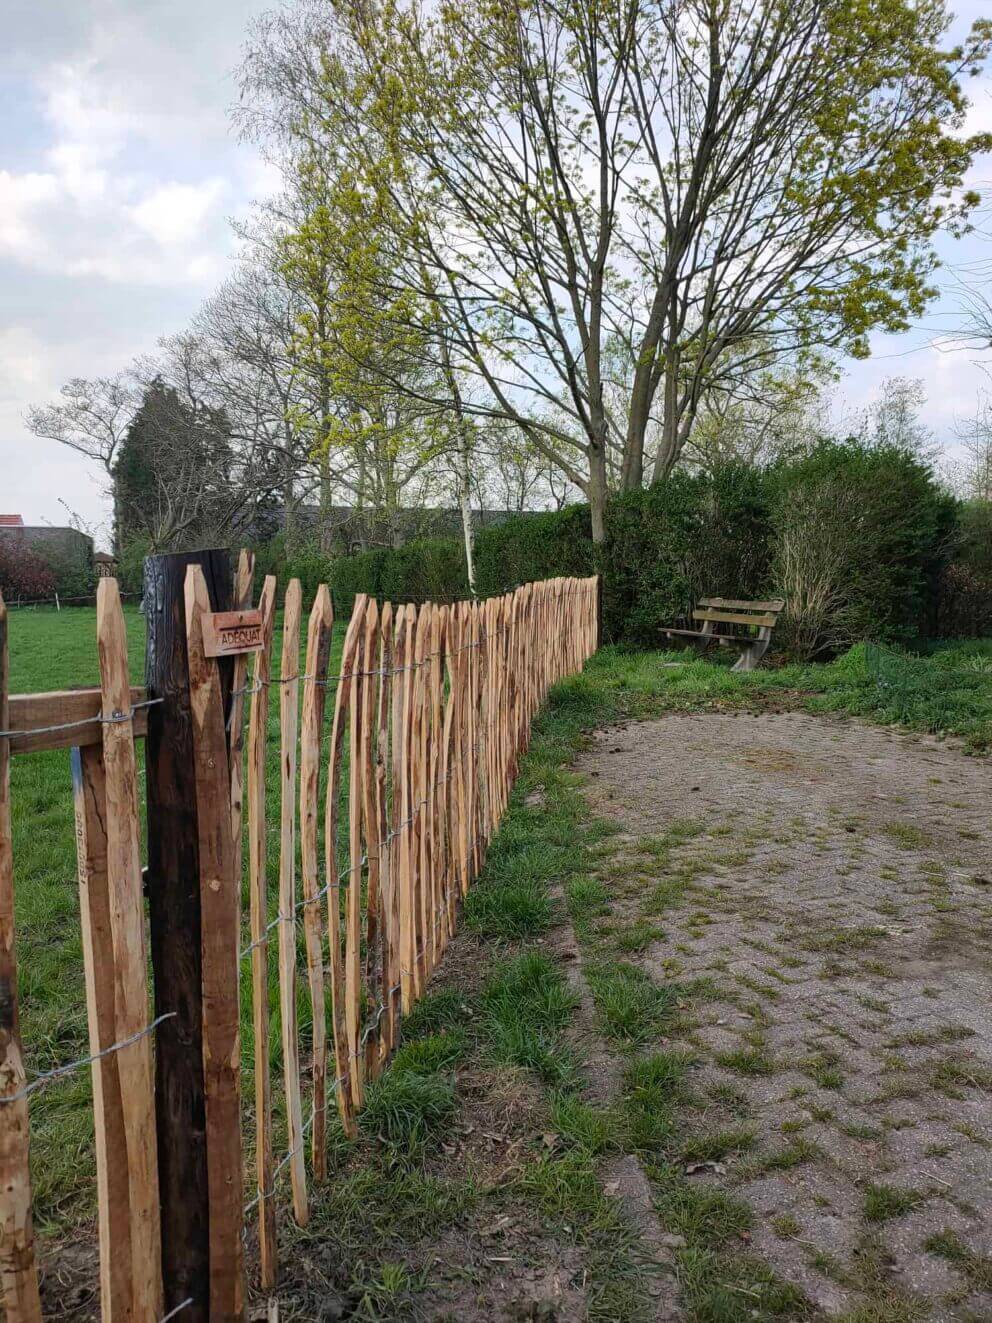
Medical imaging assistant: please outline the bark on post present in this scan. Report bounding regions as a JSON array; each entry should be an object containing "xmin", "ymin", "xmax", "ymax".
[{"xmin": 143, "ymin": 549, "xmax": 232, "ymax": 1322}]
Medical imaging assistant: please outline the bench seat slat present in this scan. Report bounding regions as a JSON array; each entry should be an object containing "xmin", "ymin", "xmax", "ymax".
[
  {"xmin": 698, "ymin": 597, "xmax": 784, "ymax": 613},
  {"xmin": 692, "ymin": 609, "xmax": 777, "ymax": 628}
]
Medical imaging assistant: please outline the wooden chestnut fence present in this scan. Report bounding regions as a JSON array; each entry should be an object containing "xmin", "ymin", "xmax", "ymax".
[{"xmin": 0, "ymin": 557, "xmax": 598, "ymax": 1322}]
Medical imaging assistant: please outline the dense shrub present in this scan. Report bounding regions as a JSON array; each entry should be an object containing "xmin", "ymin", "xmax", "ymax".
[
  {"xmin": 323, "ymin": 538, "xmax": 468, "ymax": 612},
  {"xmin": 936, "ymin": 563, "xmax": 992, "ymax": 639},
  {"xmin": 600, "ymin": 465, "xmax": 772, "ymax": 644},
  {"xmin": 38, "ymin": 542, "xmax": 96, "ymax": 599},
  {"xmin": 769, "ymin": 443, "xmax": 956, "ymax": 657},
  {"xmin": 0, "ymin": 539, "xmax": 58, "ymax": 600},
  {"xmin": 937, "ymin": 501, "xmax": 992, "ymax": 639}
]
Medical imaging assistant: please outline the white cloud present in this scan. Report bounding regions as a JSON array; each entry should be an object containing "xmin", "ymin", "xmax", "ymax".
[
  {"xmin": 0, "ymin": 0, "xmax": 274, "ymax": 531},
  {"xmin": 0, "ymin": 171, "xmax": 60, "ymax": 257},
  {"xmin": 129, "ymin": 179, "xmax": 226, "ymax": 247}
]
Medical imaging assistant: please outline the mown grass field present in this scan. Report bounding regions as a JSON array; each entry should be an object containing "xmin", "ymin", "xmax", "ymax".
[{"xmin": 6, "ymin": 605, "xmax": 992, "ymax": 1314}]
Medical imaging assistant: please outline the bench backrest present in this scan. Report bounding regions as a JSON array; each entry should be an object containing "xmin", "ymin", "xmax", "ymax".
[{"xmin": 692, "ymin": 597, "xmax": 785, "ymax": 630}]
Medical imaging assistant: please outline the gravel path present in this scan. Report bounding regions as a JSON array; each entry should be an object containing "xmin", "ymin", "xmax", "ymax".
[{"xmin": 578, "ymin": 711, "xmax": 992, "ymax": 1321}]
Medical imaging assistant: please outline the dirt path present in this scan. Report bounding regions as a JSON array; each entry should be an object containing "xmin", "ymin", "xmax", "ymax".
[{"xmin": 578, "ymin": 711, "xmax": 992, "ymax": 1322}]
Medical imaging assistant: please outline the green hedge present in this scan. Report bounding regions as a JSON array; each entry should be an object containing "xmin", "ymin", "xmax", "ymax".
[
  {"xmin": 245, "ymin": 443, "xmax": 977, "ymax": 656},
  {"xmin": 324, "ymin": 538, "xmax": 469, "ymax": 613},
  {"xmin": 473, "ymin": 505, "xmax": 594, "ymax": 595},
  {"xmin": 599, "ymin": 464, "xmax": 772, "ymax": 644}
]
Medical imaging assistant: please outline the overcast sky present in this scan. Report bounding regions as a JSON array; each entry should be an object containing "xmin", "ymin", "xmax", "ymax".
[{"xmin": 2, "ymin": 0, "xmax": 992, "ymax": 550}]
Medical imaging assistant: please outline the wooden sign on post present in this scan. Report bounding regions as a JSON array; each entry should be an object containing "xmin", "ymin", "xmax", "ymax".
[{"xmin": 202, "ymin": 609, "xmax": 264, "ymax": 658}]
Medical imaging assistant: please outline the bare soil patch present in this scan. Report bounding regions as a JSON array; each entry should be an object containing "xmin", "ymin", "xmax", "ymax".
[{"xmin": 578, "ymin": 711, "xmax": 992, "ymax": 1321}]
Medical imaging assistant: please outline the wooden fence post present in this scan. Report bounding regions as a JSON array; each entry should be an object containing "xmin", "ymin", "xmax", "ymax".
[
  {"xmin": 144, "ymin": 549, "xmax": 231, "ymax": 1321},
  {"xmin": 0, "ymin": 589, "xmax": 42, "ymax": 1323},
  {"xmin": 185, "ymin": 565, "xmax": 245, "ymax": 1321}
]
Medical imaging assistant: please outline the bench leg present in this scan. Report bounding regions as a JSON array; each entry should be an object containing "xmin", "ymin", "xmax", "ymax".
[{"xmin": 731, "ymin": 628, "xmax": 771, "ymax": 673}]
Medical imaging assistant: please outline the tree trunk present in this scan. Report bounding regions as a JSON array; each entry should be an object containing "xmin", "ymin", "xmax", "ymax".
[
  {"xmin": 110, "ymin": 475, "xmax": 122, "ymax": 559},
  {"xmin": 457, "ymin": 431, "xmax": 476, "ymax": 595},
  {"xmin": 588, "ymin": 440, "xmax": 608, "ymax": 545},
  {"xmin": 283, "ymin": 469, "xmax": 296, "ymax": 557},
  {"xmin": 318, "ymin": 451, "xmax": 332, "ymax": 554},
  {"xmin": 651, "ymin": 349, "xmax": 681, "ymax": 485}
]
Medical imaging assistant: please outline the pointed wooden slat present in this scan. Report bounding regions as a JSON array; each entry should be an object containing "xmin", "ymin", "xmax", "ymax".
[
  {"xmin": 427, "ymin": 607, "xmax": 444, "ymax": 974},
  {"xmin": 72, "ymin": 742, "xmax": 132, "ymax": 1321},
  {"xmin": 96, "ymin": 578, "xmax": 163, "ymax": 1320},
  {"xmin": 0, "ymin": 589, "xmax": 42, "ymax": 1323},
  {"xmin": 184, "ymin": 566, "xmax": 245, "ymax": 1321},
  {"xmin": 439, "ymin": 607, "xmax": 458, "ymax": 948},
  {"xmin": 345, "ymin": 598, "xmax": 369, "ymax": 1108},
  {"xmin": 277, "ymin": 578, "xmax": 307, "ymax": 1226},
  {"xmin": 229, "ymin": 550, "xmax": 255, "ymax": 878},
  {"xmin": 324, "ymin": 601, "xmax": 363, "ymax": 1138},
  {"xmin": 390, "ymin": 607, "xmax": 409, "ymax": 1022},
  {"xmin": 246, "ymin": 575, "xmax": 277, "ymax": 1289},
  {"xmin": 412, "ymin": 606, "xmax": 431, "ymax": 998},
  {"xmin": 398, "ymin": 606, "xmax": 417, "ymax": 1014},
  {"xmin": 300, "ymin": 585, "xmax": 333, "ymax": 1179},
  {"xmin": 375, "ymin": 603, "xmax": 396, "ymax": 1066},
  {"xmin": 358, "ymin": 600, "xmax": 380, "ymax": 1077}
]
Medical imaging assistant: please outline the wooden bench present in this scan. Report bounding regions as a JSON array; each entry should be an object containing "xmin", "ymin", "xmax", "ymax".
[{"xmin": 662, "ymin": 596, "xmax": 785, "ymax": 672}]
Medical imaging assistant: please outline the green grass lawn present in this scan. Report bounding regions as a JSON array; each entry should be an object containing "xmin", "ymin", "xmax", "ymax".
[{"xmin": 5, "ymin": 606, "xmax": 991, "ymax": 1243}]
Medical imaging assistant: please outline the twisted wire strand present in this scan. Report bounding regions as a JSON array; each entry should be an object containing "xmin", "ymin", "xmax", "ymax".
[
  {"xmin": 0, "ymin": 696, "xmax": 165, "ymax": 743},
  {"xmin": 1, "ymin": 1013, "xmax": 176, "ymax": 1105}
]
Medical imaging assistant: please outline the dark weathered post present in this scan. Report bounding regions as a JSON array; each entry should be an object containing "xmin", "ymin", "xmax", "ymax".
[{"xmin": 143, "ymin": 550, "xmax": 232, "ymax": 1321}]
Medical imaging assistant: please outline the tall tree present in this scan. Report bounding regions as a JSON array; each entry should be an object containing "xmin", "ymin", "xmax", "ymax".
[
  {"xmin": 113, "ymin": 376, "xmax": 239, "ymax": 550},
  {"xmin": 241, "ymin": 0, "xmax": 990, "ymax": 540},
  {"xmin": 25, "ymin": 373, "xmax": 136, "ymax": 552}
]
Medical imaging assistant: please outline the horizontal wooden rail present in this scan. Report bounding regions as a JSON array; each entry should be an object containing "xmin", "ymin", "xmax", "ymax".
[{"xmin": 5, "ymin": 688, "xmax": 149, "ymax": 755}]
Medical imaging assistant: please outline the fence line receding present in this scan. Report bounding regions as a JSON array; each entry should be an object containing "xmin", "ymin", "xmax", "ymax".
[{"xmin": 0, "ymin": 566, "xmax": 599, "ymax": 1321}]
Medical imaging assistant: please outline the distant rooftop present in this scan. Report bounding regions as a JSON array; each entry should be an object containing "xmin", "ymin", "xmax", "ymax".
[{"xmin": 0, "ymin": 515, "xmax": 24, "ymax": 527}]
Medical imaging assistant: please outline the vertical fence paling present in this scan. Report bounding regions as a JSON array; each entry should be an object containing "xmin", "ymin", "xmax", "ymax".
[
  {"xmin": 300, "ymin": 585, "xmax": 334, "ymax": 1178},
  {"xmin": 0, "ymin": 590, "xmax": 42, "ymax": 1323},
  {"xmin": 277, "ymin": 579, "xmax": 308, "ymax": 1228},
  {"xmin": 229, "ymin": 551, "xmax": 256, "ymax": 880},
  {"xmin": 184, "ymin": 566, "xmax": 245, "ymax": 1320},
  {"xmin": 95, "ymin": 579, "xmax": 163, "ymax": 1320},
  {"xmin": 72, "ymin": 738, "xmax": 131, "ymax": 1322},
  {"xmin": 246, "ymin": 575, "xmax": 277, "ymax": 1290},
  {"xmin": 0, "ymin": 572, "xmax": 597, "ymax": 1323}
]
